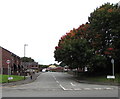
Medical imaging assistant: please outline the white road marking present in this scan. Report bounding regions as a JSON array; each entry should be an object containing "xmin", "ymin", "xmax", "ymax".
[
  {"xmin": 52, "ymin": 75, "xmax": 56, "ymax": 80},
  {"xmin": 74, "ymin": 88, "xmax": 82, "ymax": 90},
  {"xmin": 59, "ymin": 84, "xmax": 66, "ymax": 90},
  {"xmin": 52, "ymin": 75, "xmax": 65, "ymax": 90},
  {"xmin": 59, "ymin": 84, "xmax": 73, "ymax": 91},
  {"xmin": 104, "ymin": 88, "xmax": 113, "ymax": 90},
  {"xmin": 83, "ymin": 88, "xmax": 91, "ymax": 90},
  {"xmin": 52, "ymin": 75, "xmax": 60, "ymax": 84},
  {"xmin": 70, "ymin": 82, "xmax": 76, "ymax": 86},
  {"xmin": 64, "ymin": 89, "xmax": 73, "ymax": 91},
  {"xmin": 94, "ymin": 88, "xmax": 103, "ymax": 90},
  {"xmin": 56, "ymin": 81, "xmax": 59, "ymax": 83}
]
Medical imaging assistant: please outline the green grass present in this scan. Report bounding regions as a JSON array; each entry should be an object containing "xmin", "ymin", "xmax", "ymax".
[
  {"xmin": 74, "ymin": 72, "xmax": 120, "ymax": 84},
  {"xmin": 0, "ymin": 74, "xmax": 25, "ymax": 83},
  {"xmin": 84, "ymin": 74, "xmax": 120, "ymax": 83}
]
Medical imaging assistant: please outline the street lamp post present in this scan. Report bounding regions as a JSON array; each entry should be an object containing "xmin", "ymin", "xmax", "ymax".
[
  {"xmin": 24, "ymin": 44, "xmax": 28, "ymax": 57},
  {"xmin": 118, "ymin": 1, "xmax": 120, "ymax": 7},
  {"xmin": 23, "ymin": 44, "xmax": 28, "ymax": 80}
]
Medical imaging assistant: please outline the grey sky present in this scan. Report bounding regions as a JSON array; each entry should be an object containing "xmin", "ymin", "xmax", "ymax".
[{"xmin": 0, "ymin": 0, "xmax": 119, "ymax": 65}]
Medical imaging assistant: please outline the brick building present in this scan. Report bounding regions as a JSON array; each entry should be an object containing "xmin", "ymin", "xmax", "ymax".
[{"xmin": 0, "ymin": 46, "xmax": 23, "ymax": 75}]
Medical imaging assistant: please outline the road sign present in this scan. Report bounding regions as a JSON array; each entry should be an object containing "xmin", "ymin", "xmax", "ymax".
[
  {"xmin": 107, "ymin": 75, "xmax": 115, "ymax": 79},
  {"xmin": 6, "ymin": 60, "xmax": 11, "ymax": 64},
  {"xmin": 8, "ymin": 77, "xmax": 13, "ymax": 80},
  {"xmin": 111, "ymin": 59, "xmax": 114, "ymax": 64}
]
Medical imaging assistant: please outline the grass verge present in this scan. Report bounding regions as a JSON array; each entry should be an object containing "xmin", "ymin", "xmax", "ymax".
[
  {"xmin": 0, "ymin": 74, "xmax": 25, "ymax": 83},
  {"xmin": 72, "ymin": 72, "xmax": 120, "ymax": 84}
]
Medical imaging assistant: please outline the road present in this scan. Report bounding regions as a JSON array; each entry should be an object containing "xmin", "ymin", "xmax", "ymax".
[{"xmin": 2, "ymin": 72, "xmax": 119, "ymax": 97}]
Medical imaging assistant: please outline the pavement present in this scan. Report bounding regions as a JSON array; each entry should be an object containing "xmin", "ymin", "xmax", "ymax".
[{"xmin": 1, "ymin": 72, "xmax": 42, "ymax": 87}]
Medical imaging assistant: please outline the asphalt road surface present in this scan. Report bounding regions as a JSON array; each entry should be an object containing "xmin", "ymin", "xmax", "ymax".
[{"xmin": 2, "ymin": 72, "xmax": 119, "ymax": 97}]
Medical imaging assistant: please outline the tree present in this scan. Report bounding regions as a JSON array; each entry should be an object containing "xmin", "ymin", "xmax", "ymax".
[
  {"xmin": 21, "ymin": 57, "xmax": 34, "ymax": 62},
  {"xmin": 88, "ymin": 3, "xmax": 120, "ymax": 73},
  {"xmin": 39, "ymin": 64, "xmax": 49, "ymax": 69},
  {"xmin": 54, "ymin": 2, "xmax": 120, "ymax": 73},
  {"xmin": 54, "ymin": 23, "xmax": 93, "ymax": 69}
]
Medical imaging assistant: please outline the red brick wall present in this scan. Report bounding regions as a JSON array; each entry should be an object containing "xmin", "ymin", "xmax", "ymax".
[
  {"xmin": 1, "ymin": 47, "xmax": 21, "ymax": 75},
  {"xmin": 0, "ymin": 47, "xmax": 2, "ymax": 74},
  {"xmin": 0, "ymin": 47, "xmax": 2, "ymax": 68},
  {"xmin": 2, "ymin": 48, "xmax": 11, "ymax": 69}
]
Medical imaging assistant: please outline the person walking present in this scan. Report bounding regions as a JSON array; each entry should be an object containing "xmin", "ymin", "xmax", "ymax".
[{"xmin": 30, "ymin": 74, "xmax": 32, "ymax": 80}]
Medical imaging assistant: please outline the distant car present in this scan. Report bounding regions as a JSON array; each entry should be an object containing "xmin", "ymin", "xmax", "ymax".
[
  {"xmin": 64, "ymin": 69, "xmax": 68, "ymax": 72},
  {"xmin": 42, "ymin": 68, "xmax": 46, "ymax": 72}
]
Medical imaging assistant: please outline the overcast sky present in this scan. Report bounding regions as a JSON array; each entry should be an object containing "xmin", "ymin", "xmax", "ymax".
[{"xmin": 0, "ymin": 0, "xmax": 119, "ymax": 65}]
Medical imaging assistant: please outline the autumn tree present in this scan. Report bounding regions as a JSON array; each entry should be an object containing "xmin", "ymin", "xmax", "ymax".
[
  {"xmin": 54, "ymin": 2, "xmax": 120, "ymax": 73},
  {"xmin": 54, "ymin": 23, "xmax": 93, "ymax": 70},
  {"xmin": 88, "ymin": 3, "xmax": 120, "ymax": 73}
]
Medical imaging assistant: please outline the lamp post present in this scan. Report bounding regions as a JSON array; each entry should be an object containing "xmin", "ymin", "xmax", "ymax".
[
  {"xmin": 118, "ymin": 1, "xmax": 120, "ymax": 7},
  {"xmin": 24, "ymin": 44, "xmax": 28, "ymax": 57},
  {"xmin": 23, "ymin": 44, "xmax": 28, "ymax": 80}
]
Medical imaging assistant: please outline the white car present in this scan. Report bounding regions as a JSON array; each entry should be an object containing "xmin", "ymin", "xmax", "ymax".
[
  {"xmin": 42, "ymin": 68, "xmax": 46, "ymax": 72},
  {"xmin": 64, "ymin": 69, "xmax": 68, "ymax": 72}
]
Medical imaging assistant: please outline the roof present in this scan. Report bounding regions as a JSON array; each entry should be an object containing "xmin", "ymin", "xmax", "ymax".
[
  {"xmin": 21, "ymin": 62, "xmax": 38, "ymax": 66},
  {"xmin": 0, "ymin": 46, "xmax": 20, "ymax": 58},
  {"xmin": 49, "ymin": 65, "xmax": 56, "ymax": 68}
]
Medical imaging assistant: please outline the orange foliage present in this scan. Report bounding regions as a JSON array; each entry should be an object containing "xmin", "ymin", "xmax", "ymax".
[
  {"xmin": 55, "ymin": 46, "xmax": 62, "ymax": 50},
  {"xmin": 104, "ymin": 51, "xmax": 111, "ymax": 55},
  {"xmin": 107, "ymin": 48, "xmax": 114, "ymax": 51},
  {"xmin": 59, "ymin": 23, "xmax": 90, "ymax": 42},
  {"xmin": 108, "ymin": 9, "xmax": 113, "ymax": 13},
  {"xmin": 98, "ymin": 8, "xmax": 105, "ymax": 11},
  {"xmin": 95, "ymin": 34, "xmax": 101, "ymax": 38},
  {"xmin": 61, "ymin": 35, "xmax": 66, "ymax": 40}
]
